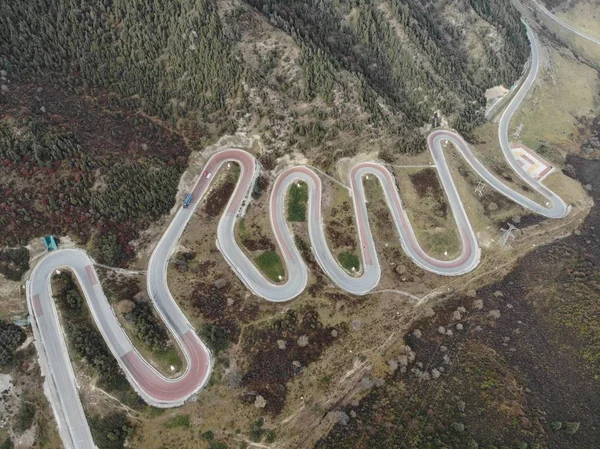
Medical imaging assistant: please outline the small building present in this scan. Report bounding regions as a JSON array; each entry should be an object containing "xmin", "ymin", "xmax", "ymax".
[{"xmin": 41, "ymin": 235, "xmax": 58, "ymax": 251}]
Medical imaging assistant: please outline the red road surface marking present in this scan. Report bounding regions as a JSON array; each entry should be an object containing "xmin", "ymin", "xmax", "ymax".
[
  {"xmin": 85, "ymin": 265, "xmax": 98, "ymax": 286},
  {"xmin": 120, "ymin": 331, "xmax": 210, "ymax": 401},
  {"xmin": 32, "ymin": 294, "xmax": 43, "ymax": 317},
  {"xmin": 538, "ymin": 165, "xmax": 552, "ymax": 180},
  {"xmin": 521, "ymin": 153, "xmax": 535, "ymax": 165}
]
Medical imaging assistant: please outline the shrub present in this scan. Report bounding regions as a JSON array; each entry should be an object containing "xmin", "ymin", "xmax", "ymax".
[
  {"xmin": 250, "ymin": 417, "xmax": 264, "ymax": 442},
  {"xmin": 550, "ymin": 422, "xmax": 563, "ymax": 431},
  {"xmin": 125, "ymin": 301, "xmax": 169, "ymax": 352},
  {"xmin": 467, "ymin": 439, "xmax": 479, "ymax": 449},
  {"xmin": 13, "ymin": 401, "xmax": 35, "ymax": 434},
  {"xmin": 89, "ymin": 412, "xmax": 133, "ymax": 449},
  {"xmin": 199, "ymin": 323, "xmax": 231, "ymax": 353},
  {"xmin": 0, "ymin": 247, "xmax": 29, "ymax": 281},
  {"xmin": 90, "ymin": 232, "xmax": 126, "ymax": 267},
  {"xmin": 252, "ymin": 175, "xmax": 269, "ymax": 200},
  {"xmin": 564, "ymin": 422, "xmax": 580, "ymax": 435},
  {"xmin": 265, "ymin": 430, "xmax": 276, "ymax": 443},
  {"xmin": 0, "ymin": 321, "xmax": 26, "ymax": 368},
  {"xmin": 202, "ymin": 430, "xmax": 215, "ymax": 440},
  {"xmin": 450, "ymin": 422, "xmax": 465, "ymax": 432}
]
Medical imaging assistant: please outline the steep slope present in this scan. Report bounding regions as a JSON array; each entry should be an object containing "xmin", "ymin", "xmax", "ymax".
[
  {"xmin": 0, "ymin": 0, "xmax": 529, "ymax": 258},
  {"xmin": 1, "ymin": 0, "xmax": 528, "ymax": 148},
  {"xmin": 242, "ymin": 0, "xmax": 528, "ymax": 140}
]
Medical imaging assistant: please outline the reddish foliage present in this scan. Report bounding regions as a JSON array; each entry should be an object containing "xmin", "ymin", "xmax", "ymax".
[
  {"xmin": 241, "ymin": 307, "xmax": 339, "ymax": 415},
  {"xmin": 0, "ymin": 77, "xmax": 190, "ymax": 260}
]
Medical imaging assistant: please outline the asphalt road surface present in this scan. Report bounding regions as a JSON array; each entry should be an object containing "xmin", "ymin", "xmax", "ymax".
[
  {"xmin": 26, "ymin": 22, "xmax": 579, "ymax": 449},
  {"xmin": 533, "ymin": 0, "xmax": 600, "ymax": 46}
]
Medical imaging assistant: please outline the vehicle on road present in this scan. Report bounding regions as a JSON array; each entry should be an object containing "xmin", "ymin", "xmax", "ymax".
[
  {"xmin": 203, "ymin": 170, "xmax": 212, "ymax": 179},
  {"xmin": 182, "ymin": 193, "xmax": 193, "ymax": 208}
]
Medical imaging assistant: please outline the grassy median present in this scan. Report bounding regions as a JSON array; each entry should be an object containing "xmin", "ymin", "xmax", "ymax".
[
  {"xmin": 287, "ymin": 181, "xmax": 308, "ymax": 222},
  {"xmin": 254, "ymin": 251, "xmax": 285, "ymax": 282},
  {"xmin": 338, "ymin": 252, "xmax": 360, "ymax": 272}
]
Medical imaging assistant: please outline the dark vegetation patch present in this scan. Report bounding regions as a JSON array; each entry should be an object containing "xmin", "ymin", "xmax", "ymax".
[
  {"xmin": 577, "ymin": 114, "xmax": 600, "ymax": 156},
  {"xmin": 325, "ymin": 198, "xmax": 358, "ymax": 249},
  {"xmin": 323, "ymin": 291, "xmax": 367, "ymax": 309},
  {"xmin": 89, "ymin": 412, "xmax": 134, "ymax": 449},
  {"xmin": 0, "ymin": 0, "xmax": 243, "ymax": 139},
  {"xmin": 541, "ymin": 0, "xmax": 568, "ymax": 8},
  {"xmin": 124, "ymin": 301, "xmax": 171, "ymax": 353},
  {"xmin": 317, "ymin": 285, "xmax": 559, "ymax": 448},
  {"xmin": 102, "ymin": 275, "xmax": 142, "ymax": 303},
  {"xmin": 325, "ymin": 221, "xmax": 357, "ymax": 249},
  {"xmin": 409, "ymin": 168, "xmax": 448, "ymax": 219},
  {"xmin": 204, "ymin": 180, "xmax": 236, "ymax": 218},
  {"xmin": 287, "ymin": 182, "xmax": 308, "ymax": 222},
  {"xmin": 52, "ymin": 272, "xmax": 143, "ymax": 409},
  {"xmin": 317, "ymin": 335, "xmax": 544, "ymax": 448},
  {"xmin": 240, "ymin": 306, "xmax": 340, "ymax": 415},
  {"xmin": 192, "ymin": 280, "xmax": 259, "ymax": 353},
  {"xmin": 317, "ymin": 155, "xmax": 600, "ymax": 449},
  {"xmin": 409, "ymin": 168, "xmax": 442, "ymax": 198},
  {"xmin": 294, "ymin": 235, "xmax": 329, "ymax": 298},
  {"xmin": 171, "ymin": 251, "xmax": 197, "ymax": 273},
  {"xmin": 239, "ymin": 219, "xmax": 276, "ymax": 252},
  {"xmin": 508, "ymin": 213, "xmax": 547, "ymax": 229},
  {"xmin": 12, "ymin": 398, "xmax": 35, "ymax": 434},
  {"xmin": 102, "ymin": 274, "xmax": 173, "ymax": 355},
  {"xmin": 251, "ymin": 175, "xmax": 270, "ymax": 200},
  {"xmin": 0, "ymin": 321, "xmax": 26, "ymax": 368},
  {"xmin": 0, "ymin": 78, "xmax": 188, "ymax": 266},
  {"xmin": 0, "ymin": 247, "xmax": 29, "ymax": 281}
]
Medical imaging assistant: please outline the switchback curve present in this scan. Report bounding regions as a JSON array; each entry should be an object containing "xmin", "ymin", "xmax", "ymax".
[{"xmin": 26, "ymin": 22, "xmax": 574, "ymax": 449}]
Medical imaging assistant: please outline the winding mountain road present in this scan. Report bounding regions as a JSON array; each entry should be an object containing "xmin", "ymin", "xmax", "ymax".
[
  {"xmin": 533, "ymin": 0, "xmax": 600, "ymax": 46},
  {"xmin": 26, "ymin": 22, "xmax": 577, "ymax": 449}
]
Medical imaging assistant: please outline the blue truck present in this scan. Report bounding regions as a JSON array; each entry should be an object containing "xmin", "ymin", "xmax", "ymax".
[{"xmin": 183, "ymin": 193, "xmax": 193, "ymax": 208}]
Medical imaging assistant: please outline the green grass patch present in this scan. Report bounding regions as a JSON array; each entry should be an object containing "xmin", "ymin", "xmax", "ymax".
[
  {"xmin": 419, "ymin": 228, "xmax": 460, "ymax": 260},
  {"xmin": 338, "ymin": 252, "xmax": 360, "ymax": 272},
  {"xmin": 254, "ymin": 251, "xmax": 285, "ymax": 282},
  {"xmin": 164, "ymin": 414, "xmax": 190, "ymax": 429},
  {"xmin": 287, "ymin": 182, "xmax": 308, "ymax": 222},
  {"xmin": 160, "ymin": 347, "xmax": 183, "ymax": 371}
]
